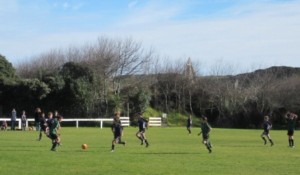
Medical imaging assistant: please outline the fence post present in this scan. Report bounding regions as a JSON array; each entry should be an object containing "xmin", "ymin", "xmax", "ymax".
[{"xmin": 18, "ymin": 119, "xmax": 21, "ymax": 129}]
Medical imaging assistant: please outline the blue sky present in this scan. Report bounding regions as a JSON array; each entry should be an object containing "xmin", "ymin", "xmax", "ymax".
[{"xmin": 1, "ymin": 0, "xmax": 300, "ymax": 74}]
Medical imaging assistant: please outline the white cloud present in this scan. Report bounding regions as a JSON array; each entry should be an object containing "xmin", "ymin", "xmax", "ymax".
[
  {"xmin": 120, "ymin": 1, "xmax": 184, "ymax": 26},
  {"xmin": 2, "ymin": 0, "xmax": 300, "ymax": 74},
  {"xmin": 110, "ymin": 0, "xmax": 300, "ymax": 72}
]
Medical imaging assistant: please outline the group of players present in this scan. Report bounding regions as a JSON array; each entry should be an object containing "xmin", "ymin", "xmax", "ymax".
[
  {"xmin": 36, "ymin": 109, "xmax": 297, "ymax": 153},
  {"xmin": 35, "ymin": 108, "xmax": 63, "ymax": 151},
  {"xmin": 111, "ymin": 111, "xmax": 213, "ymax": 153},
  {"xmin": 111, "ymin": 112, "xmax": 149, "ymax": 152},
  {"xmin": 261, "ymin": 111, "xmax": 298, "ymax": 148},
  {"xmin": 186, "ymin": 111, "xmax": 299, "ymax": 154}
]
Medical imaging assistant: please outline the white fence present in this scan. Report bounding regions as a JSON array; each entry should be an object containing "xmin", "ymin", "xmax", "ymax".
[
  {"xmin": 0, "ymin": 117, "xmax": 129, "ymax": 129},
  {"xmin": 63, "ymin": 117, "xmax": 130, "ymax": 128},
  {"xmin": 0, "ymin": 116, "xmax": 162, "ymax": 129},
  {"xmin": 149, "ymin": 117, "xmax": 162, "ymax": 127}
]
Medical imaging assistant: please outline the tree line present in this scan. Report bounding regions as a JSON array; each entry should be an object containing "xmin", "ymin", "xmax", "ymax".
[{"xmin": 1, "ymin": 36, "xmax": 299, "ymax": 128}]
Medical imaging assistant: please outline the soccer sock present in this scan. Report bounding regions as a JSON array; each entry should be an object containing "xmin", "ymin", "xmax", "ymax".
[
  {"xmin": 289, "ymin": 139, "xmax": 292, "ymax": 146},
  {"xmin": 269, "ymin": 139, "xmax": 274, "ymax": 145},
  {"xmin": 39, "ymin": 132, "xmax": 42, "ymax": 140},
  {"xmin": 206, "ymin": 143, "xmax": 211, "ymax": 151},
  {"xmin": 208, "ymin": 141, "xmax": 212, "ymax": 148},
  {"xmin": 51, "ymin": 142, "xmax": 57, "ymax": 150},
  {"xmin": 145, "ymin": 139, "xmax": 149, "ymax": 146},
  {"xmin": 111, "ymin": 144, "xmax": 115, "ymax": 150},
  {"xmin": 262, "ymin": 137, "xmax": 267, "ymax": 144},
  {"xmin": 119, "ymin": 141, "xmax": 125, "ymax": 145},
  {"xmin": 291, "ymin": 139, "xmax": 294, "ymax": 146},
  {"xmin": 139, "ymin": 137, "xmax": 144, "ymax": 144}
]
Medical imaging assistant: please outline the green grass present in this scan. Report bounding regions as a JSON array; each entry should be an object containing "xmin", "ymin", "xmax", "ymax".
[{"xmin": 0, "ymin": 127, "xmax": 299, "ymax": 175}]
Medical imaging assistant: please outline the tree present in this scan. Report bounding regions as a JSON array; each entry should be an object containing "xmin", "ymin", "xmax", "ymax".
[
  {"xmin": 0, "ymin": 54, "xmax": 17, "ymax": 83},
  {"xmin": 57, "ymin": 62, "xmax": 95, "ymax": 117}
]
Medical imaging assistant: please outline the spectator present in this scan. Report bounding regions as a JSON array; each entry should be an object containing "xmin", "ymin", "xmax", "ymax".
[
  {"xmin": 21, "ymin": 110, "xmax": 27, "ymax": 131},
  {"xmin": 11, "ymin": 108, "xmax": 17, "ymax": 130}
]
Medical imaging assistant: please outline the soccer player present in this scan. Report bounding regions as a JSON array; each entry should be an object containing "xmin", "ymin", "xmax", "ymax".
[
  {"xmin": 48, "ymin": 112, "xmax": 62, "ymax": 151},
  {"xmin": 38, "ymin": 113, "xmax": 47, "ymax": 141},
  {"xmin": 53, "ymin": 110, "xmax": 63, "ymax": 146},
  {"xmin": 136, "ymin": 112, "xmax": 149, "ymax": 147},
  {"xmin": 261, "ymin": 116, "xmax": 274, "ymax": 146},
  {"xmin": 187, "ymin": 114, "xmax": 192, "ymax": 134},
  {"xmin": 198, "ymin": 116, "xmax": 212, "ymax": 153},
  {"xmin": 111, "ymin": 113, "xmax": 126, "ymax": 152},
  {"xmin": 45, "ymin": 112, "xmax": 53, "ymax": 137},
  {"xmin": 286, "ymin": 111, "xmax": 298, "ymax": 148}
]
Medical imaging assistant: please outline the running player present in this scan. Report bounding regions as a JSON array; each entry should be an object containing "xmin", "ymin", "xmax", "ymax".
[
  {"xmin": 286, "ymin": 112, "xmax": 298, "ymax": 148},
  {"xmin": 136, "ymin": 112, "xmax": 149, "ymax": 147},
  {"xmin": 111, "ymin": 112, "xmax": 126, "ymax": 152},
  {"xmin": 198, "ymin": 116, "xmax": 212, "ymax": 153},
  {"xmin": 48, "ymin": 112, "xmax": 62, "ymax": 151},
  {"xmin": 38, "ymin": 112, "xmax": 47, "ymax": 141},
  {"xmin": 261, "ymin": 116, "xmax": 274, "ymax": 146}
]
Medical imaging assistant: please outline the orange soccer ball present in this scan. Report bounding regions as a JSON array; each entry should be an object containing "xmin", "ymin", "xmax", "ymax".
[{"xmin": 81, "ymin": 144, "xmax": 88, "ymax": 150}]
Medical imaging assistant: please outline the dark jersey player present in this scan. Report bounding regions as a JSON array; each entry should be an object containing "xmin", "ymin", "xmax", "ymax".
[
  {"xmin": 38, "ymin": 113, "xmax": 47, "ymax": 141},
  {"xmin": 198, "ymin": 116, "xmax": 212, "ymax": 153},
  {"xmin": 286, "ymin": 112, "xmax": 298, "ymax": 148},
  {"xmin": 48, "ymin": 112, "xmax": 62, "ymax": 151},
  {"xmin": 261, "ymin": 116, "xmax": 274, "ymax": 146},
  {"xmin": 136, "ymin": 113, "xmax": 149, "ymax": 147},
  {"xmin": 111, "ymin": 113, "xmax": 126, "ymax": 152}
]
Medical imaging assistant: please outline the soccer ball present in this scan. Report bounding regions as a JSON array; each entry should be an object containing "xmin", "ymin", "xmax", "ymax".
[{"xmin": 81, "ymin": 144, "xmax": 88, "ymax": 150}]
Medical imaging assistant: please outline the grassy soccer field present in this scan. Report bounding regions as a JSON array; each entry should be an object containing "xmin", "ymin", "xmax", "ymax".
[{"xmin": 0, "ymin": 127, "xmax": 299, "ymax": 175}]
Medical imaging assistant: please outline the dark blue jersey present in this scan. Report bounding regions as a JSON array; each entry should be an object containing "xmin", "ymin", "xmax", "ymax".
[
  {"xmin": 112, "ymin": 121, "xmax": 123, "ymax": 137},
  {"xmin": 46, "ymin": 118, "xmax": 54, "ymax": 128},
  {"xmin": 40, "ymin": 117, "xmax": 47, "ymax": 131},
  {"xmin": 138, "ymin": 117, "xmax": 148, "ymax": 131},
  {"xmin": 263, "ymin": 121, "xmax": 272, "ymax": 132},
  {"xmin": 187, "ymin": 118, "xmax": 192, "ymax": 127}
]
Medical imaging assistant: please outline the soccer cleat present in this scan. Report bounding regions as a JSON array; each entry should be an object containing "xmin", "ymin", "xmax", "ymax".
[
  {"xmin": 111, "ymin": 150, "xmax": 114, "ymax": 152},
  {"xmin": 271, "ymin": 142, "xmax": 274, "ymax": 146},
  {"xmin": 209, "ymin": 149, "xmax": 212, "ymax": 153},
  {"xmin": 146, "ymin": 143, "xmax": 149, "ymax": 148},
  {"xmin": 50, "ymin": 148, "xmax": 56, "ymax": 151}
]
